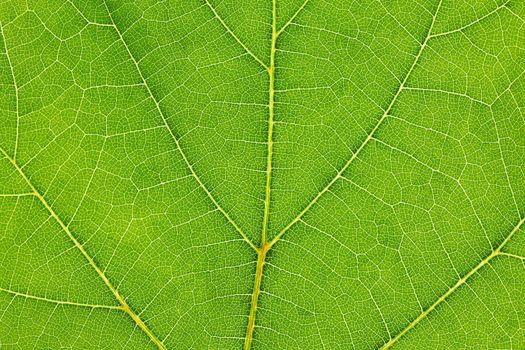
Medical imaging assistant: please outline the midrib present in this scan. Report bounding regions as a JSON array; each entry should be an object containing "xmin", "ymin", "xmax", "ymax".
[
  {"xmin": 243, "ymin": 0, "xmax": 278, "ymax": 348},
  {"xmin": 244, "ymin": 0, "xmax": 444, "ymax": 347}
]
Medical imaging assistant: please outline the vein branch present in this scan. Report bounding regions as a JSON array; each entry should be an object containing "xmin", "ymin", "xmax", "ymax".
[
  {"xmin": 0, "ymin": 148, "xmax": 167, "ymax": 350},
  {"xmin": 276, "ymin": 0, "xmax": 310, "ymax": 37},
  {"xmin": 0, "ymin": 22, "xmax": 20, "ymax": 161},
  {"xmin": 0, "ymin": 287, "xmax": 122, "ymax": 310},
  {"xmin": 267, "ymin": 0, "xmax": 444, "ymax": 250},
  {"xmin": 403, "ymin": 86, "xmax": 490, "ymax": 106},
  {"xmin": 430, "ymin": 1, "xmax": 509, "ymax": 39},
  {"xmin": 203, "ymin": 0, "xmax": 268, "ymax": 69},
  {"xmin": 0, "ymin": 192, "xmax": 35, "ymax": 197},
  {"xmin": 499, "ymin": 251, "xmax": 525, "ymax": 261},
  {"xmin": 102, "ymin": 0, "xmax": 257, "ymax": 252},
  {"xmin": 380, "ymin": 213, "xmax": 525, "ymax": 349}
]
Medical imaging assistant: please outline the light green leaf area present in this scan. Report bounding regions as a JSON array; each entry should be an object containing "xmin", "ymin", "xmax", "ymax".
[{"xmin": 1, "ymin": 0, "xmax": 525, "ymax": 349}]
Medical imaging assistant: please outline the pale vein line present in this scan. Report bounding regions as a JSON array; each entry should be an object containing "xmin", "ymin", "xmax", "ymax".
[
  {"xmin": 0, "ymin": 193, "xmax": 35, "ymax": 197},
  {"xmin": 490, "ymin": 66, "xmax": 525, "ymax": 106},
  {"xmin": 489, "ymin": 108, "xmax": 521, "ymax": 217},
  {"xmin": 380, "ymin": 214, "xmax": 525, "ymax": 349},
  {"xmin": 268, "ymin": 0, "xmax": 444, "ymax": 250},
  {"xmin": 0, "ymin": 23, "xmax": 20, "ymax": 161},
  {"xmin": 276, "ymin": 0, "xmax": 310, "ymax": 37},
  {"xmin": 0, "ymin": 287, "xmax": 122, "ymax": 310},
  {"xmin": 102, "ymin": 0, "xmax": 257, "ymax": 252},
  {"xmin": 203, "ymin": 0, "xmax": 268, "ymax": 69},
  {"xmin": 430, "ymin": 1, "xmax": 509, "ymax": 39},
  {"xmin": 499, "ymin": 252, "xmax": 525, "ymax": 262},
  {"xmin": 403, "ymin": 86, "xmax": 490, "ymax": 106},
  {"xmin": 371, "ymin": 136, "xmax": 493, "ymax": 250},
  {"xmin": 287, "ymin": 23, "xmax": 358, "ymax": 41},
  {"xmin": 64, "ymin": 0, "xmax": 114, "ymax": 28},
  {"xmin": 0, "ymin": 148, "xmax": 167, "ymax": 350},
  {"xmin": 506, "ymin": 5, "xmax": 525, "ymax": 24}
]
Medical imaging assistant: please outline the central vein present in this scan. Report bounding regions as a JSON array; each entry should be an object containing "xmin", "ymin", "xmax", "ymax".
[
  {"xmin": 243, "ymin": 1, "xmax": 277, "ymax": 349},
  {"xmin": 261, "ymin": 0, "xmax": 277, "ymax": 246}
]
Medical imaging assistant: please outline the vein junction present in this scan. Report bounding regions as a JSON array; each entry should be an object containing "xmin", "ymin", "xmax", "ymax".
[
  {"xmin": 2, "ymin": 0, "xmax": 522, "ymax": 348},
  {"xmin": 381, "ymin": 214, "xmax": 525, "ymax": 349},
  {"xmin": 242, "ymin": 0, "xmax": 277, "ymax": 346},
  {"xmin": 240, "ymin": 0, "xmax": 524, "ymax": 348},
  {"xmin": 0, "ymin": 148, "xmax": 167, "ymax": 350},
  {"xmin": 243, "ymin": 0, "xmax": 307, "ymax": 348}
]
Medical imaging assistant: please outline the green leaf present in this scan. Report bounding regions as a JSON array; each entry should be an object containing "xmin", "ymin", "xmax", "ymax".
[{"xmin": 1, "ymin": 0, "xmax": 525, "ymax": 348}]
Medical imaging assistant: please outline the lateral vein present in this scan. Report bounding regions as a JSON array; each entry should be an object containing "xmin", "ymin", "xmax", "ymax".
[
  {"xmin": 0, "ymin": 287, "xmax": 122, "ymax": 310},
  {"xmin": 499, "ymin": 251, "xmax": 525, "ymax": 261},
  {"xmin": 102, "ymin": 0, "xmax": 257, "ymax": 252},
  {"xmin": 276, "ymin": 0, "xmax": 310, "ymax": 37},
  {"xmin": 0, "ymin": 193, "xmax": 35, "ymax": 197},
  {"xmin": 268, "ymin": 0, "xmax": 444, "ymax": 250},
  {"xmin": 380, "ymin": 213, "xmax": 525, "ymax": 349},
  {"xmin": 203, "ymin": 0, "xmax": 268, "ymax": 69},
  {"xmin": 0, "ymin": 23, "xmax": 20, "ymax": 161},
  {"xmin": 430, "ymin": 1, "xmax": 509, "ymax": 39},
  {"xmin": 0, "ymin": 148, "xmax": 167, "ymax": 350}
]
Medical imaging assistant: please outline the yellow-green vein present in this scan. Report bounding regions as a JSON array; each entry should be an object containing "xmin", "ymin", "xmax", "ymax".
[
  {"xmin": 0, "ymin": 148, "xmax": 167, "ymax": 350},
  {"xmin": 380, "ymin": 213, "xmax": 525, "ymax": 349},
  {"xmin": 243, "ymin": 0, "xmax": 312, "ymax": 347},
  {"xmin": 242, "ymin": 0, "xmax": 278, "ymax": 347},
  {"xmin": 0, "ymin": 287, "xmax": 123, "ymax": 310},
  {"xmin": 276, "ymin": 0, "xmax": 310, "ymax": 37},
  {"xmin": 267, "ymin": 0, "xmax": 444, "ymax": 250}
]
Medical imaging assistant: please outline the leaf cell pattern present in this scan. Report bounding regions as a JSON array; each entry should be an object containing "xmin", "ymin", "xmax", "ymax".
[{"xmin": 1, "ymin": 0, "xmax": 525, "ymax": 349}]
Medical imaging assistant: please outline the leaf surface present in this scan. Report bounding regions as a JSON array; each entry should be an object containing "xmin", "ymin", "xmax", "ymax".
[{"xmin": 1, "ymin": 0, "xmax": 525, "ymax": 349}]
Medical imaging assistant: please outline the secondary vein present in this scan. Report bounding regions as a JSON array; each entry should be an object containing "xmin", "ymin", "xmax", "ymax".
[
  {"xmin": 0, "ymin": 148, "xmax": 167, "ymax": 350},
  {"xmin": 267, "ymin": 0, "xmax": 444, "ymax": 250},
  {"xmin": 102, "ymin": 0, "xmax": 257, "ymax": 252},
  {"xmin": 0, "ymin": 287, "xmax": 123, "ymax": 310},
  {"xmin": 276, "ymin": 0, "xmax": 310, "ymax": 37},
  {"xmin": 204, "ymin": 0, "xmax": 268, "ymax": 69},
  {"xmin": 380, "ymin": 213, "xmax": 525, "ymax": 349},
  {"xmin": 0, "ymin": 23, "xmax": 20, "ymax": 161}
]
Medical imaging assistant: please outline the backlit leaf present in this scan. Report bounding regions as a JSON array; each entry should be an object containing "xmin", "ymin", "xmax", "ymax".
[{"xmin": 1, "ymin": 0, "xmax": 525, "ymax": 349}]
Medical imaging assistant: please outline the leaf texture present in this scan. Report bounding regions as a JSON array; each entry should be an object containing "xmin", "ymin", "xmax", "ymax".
[{"xmin": 1, "ymin": 0, "xmax": 525, "ymax": 349}]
